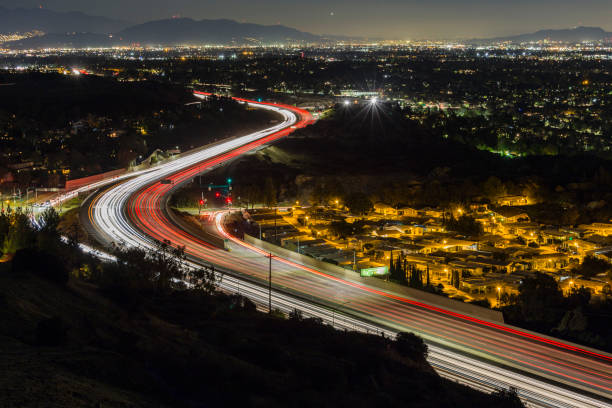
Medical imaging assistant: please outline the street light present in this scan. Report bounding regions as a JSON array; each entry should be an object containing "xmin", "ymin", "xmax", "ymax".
[{"xmin": 268, "ymin": 253, "xmax": 273, "ymax": 313}]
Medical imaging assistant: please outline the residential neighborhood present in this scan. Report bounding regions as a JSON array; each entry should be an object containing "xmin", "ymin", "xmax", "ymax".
[{"xmin": 239, "ymin": 197, "xmax": 612, "ymax": 307}]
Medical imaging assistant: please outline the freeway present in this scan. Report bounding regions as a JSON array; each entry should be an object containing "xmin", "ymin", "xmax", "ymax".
[{"xmin": 82, "ymin": 95, "xmax": 612, "ymax": 407}]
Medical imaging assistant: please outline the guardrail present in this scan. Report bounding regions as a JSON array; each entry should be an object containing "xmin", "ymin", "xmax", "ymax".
[{"xmin": 244, "ymin": 233, "xmax": 505, "ymax": 323}]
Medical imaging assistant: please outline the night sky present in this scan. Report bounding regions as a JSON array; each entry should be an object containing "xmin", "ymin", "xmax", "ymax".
[{"xmin": 1, "ymin": 0, "xmax": 611, "ymax": 39}]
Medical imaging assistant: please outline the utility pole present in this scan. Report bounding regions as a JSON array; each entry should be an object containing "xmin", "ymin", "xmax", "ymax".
[
  {"xmin": 274, "ymin": 207, "xmax": 277, "ymax": 244},
  {"xmin": 268, "ymin": 253, "xmax": 272, "ymax": 313}
]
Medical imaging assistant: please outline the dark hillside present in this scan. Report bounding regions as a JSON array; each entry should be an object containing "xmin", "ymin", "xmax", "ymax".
[{"xmin": 0, "ymin": 263, "xmax": 522, "ymax": 407}]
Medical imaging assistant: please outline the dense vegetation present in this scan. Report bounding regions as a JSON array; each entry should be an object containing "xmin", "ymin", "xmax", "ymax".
[
  {"xmin": 502, "ymin": 273, "xmax": 612, "ymax": 350},
  {"xmin": 0, "ymin": 73, "xmax": 278, "ymax": 184},
  {"xmin": 216, "ymin": 103, "xmax": 612, "ymax": 225},
  {"xmin": 0, "ymin": 209, "xmax": 524, "ymax": 407}
]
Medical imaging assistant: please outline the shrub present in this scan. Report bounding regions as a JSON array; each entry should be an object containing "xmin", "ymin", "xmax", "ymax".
[{"xmin": 393, "ymin": 331, "xmax": 428, "ymax": 362}]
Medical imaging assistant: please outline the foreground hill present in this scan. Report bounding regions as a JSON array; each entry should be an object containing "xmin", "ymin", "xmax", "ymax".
[{"xmin": 0, "ymin": 257, "xmax": 522, "ymax": 407}]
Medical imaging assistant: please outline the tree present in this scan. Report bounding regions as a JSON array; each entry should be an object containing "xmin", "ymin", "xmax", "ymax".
[
  {"xmin": 38, "ymin": 207, "xmax": 62, "ymax": 253},
  {"xmin": 445, "ymin": 214, "xmax": 484, "ymax": 237},
  {"xmin": 393, "ymin": 332, "xmax": 428, "ymax": 362},
  {"xmin": 451, "ymin": 270, "xmax": 461, "ymax": 289},
  {"xmin": 516, "ymin": 272, "xmax": 565, "ymax": 328},
  {"xmin": 263, "ymin": 177, "xmax": 277, "ymax": 207},
  {"xmin": 310, "ymin": 182, "xmax": 331, "ymax": 206},
  {"xmin": 408, "ymin": 265, "xmax": 423, "ymax": 289},
  {"xmin": 567, "ymin": 286, "xmax": 591, "ymax": 309},
  {"xmin": 188, "ymin": 265, "xmax": 221, "ymax": 294},
  {"xmin": 289, "ymin": 308, "xmax": 303, "ymax": 321},
  {"xmin": 2, "ymin": 211, "xmax": 35, "ymax": 258},
  {"xmin": 344, "ymin": 192, "xmax": 372, "ymax": 215},
  {"xmin": 329, "ymin": 220, "xmax": 358, "ymax": 239},
  {"xmin": 574, "ymin": 255, "xmax": 611, "ymax": 279},
  {"xmin": 491, "ymin": 388, "xmax": 524, "ymax": 408},
  {"xmin": 483, "ymin": 176, "xmax": 506, "ymax": 200},
  {"xmin": 110, "ymin": 239, "xmax": 186, "ymax": 292},
  {"xmin": 390, "ymin": 254, "xmax": 406, "ymax": 283},
  {"xmin": 39, "ymin": 207, "xmax": 60, "ymax": 236},
  {"xmin": 556, "ymin": 307, "xmax": 588, "ymax": 332}
]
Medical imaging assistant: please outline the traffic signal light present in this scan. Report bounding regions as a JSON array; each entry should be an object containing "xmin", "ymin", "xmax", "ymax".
[
  {"xmin": 215, "ymin": 192, "xmax": 221, "ymax": 198},
  {"xmin": 226, "ymin": 198, "xmax": 232, "ymax": 204},
  {"xmin": 199, "ymin": 199, "xmax": 204, "ymax": 206}
]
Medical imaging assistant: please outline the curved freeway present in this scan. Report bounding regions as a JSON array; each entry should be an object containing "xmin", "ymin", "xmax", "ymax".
[{"xmin": 82, "ymin": 95, "xmax": 612, "ymax": 408}]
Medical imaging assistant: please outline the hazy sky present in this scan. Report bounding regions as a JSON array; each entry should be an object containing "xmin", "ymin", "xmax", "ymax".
[{"xmin": 1, "ymin": 0, "xmax": 611, "ymax": 39}]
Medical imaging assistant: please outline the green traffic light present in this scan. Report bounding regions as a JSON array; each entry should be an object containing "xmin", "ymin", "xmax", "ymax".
[{"xmin": 227, "ymin": 178, "xmax": 232, "ymax": 184}]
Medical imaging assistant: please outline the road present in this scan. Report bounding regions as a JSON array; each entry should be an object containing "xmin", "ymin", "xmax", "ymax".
[{"xmin": 82, "ymin": 95, "xmax": 612, "ymax": 407}]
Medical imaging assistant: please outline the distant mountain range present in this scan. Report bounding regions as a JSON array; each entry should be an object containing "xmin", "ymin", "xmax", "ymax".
[
  {"xmin": 5, "ymin": 32, "xmax": 118, "ymax": 49},
  {"xmin": 0, "ymin": 7, "xmax": 326, "ymax": 49},
  {"xmin": 0, "ymin": 6, "xmax": 129, "ymax": 35},
  {"xmin": 1, "ymin": 6, "xmax": 611, "ymax": 49},
  {"xmin": 119, "ymin": 18, "xmax": 321, "ymax": 45},
  {"xmin": 473, "ymin": 26, "xmax": 612, "ymax": 44}
]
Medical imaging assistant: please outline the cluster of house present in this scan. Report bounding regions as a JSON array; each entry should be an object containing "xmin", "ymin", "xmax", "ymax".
[{"xmin": 241, "ymin": 195, "xmax": 612, "ymax": 303}]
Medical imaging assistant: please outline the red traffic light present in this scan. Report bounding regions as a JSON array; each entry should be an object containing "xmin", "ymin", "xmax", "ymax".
[
  {"xmin": 226, "ymin": 198, "xmax": 232, "ymax": 204},
  {"xmin": 199, "ymin": 199, "xmax": 204, "ymax": 205},
  {"xmin": 215, "ymin": 192, "xmax": 221, "ymax": 198}
]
